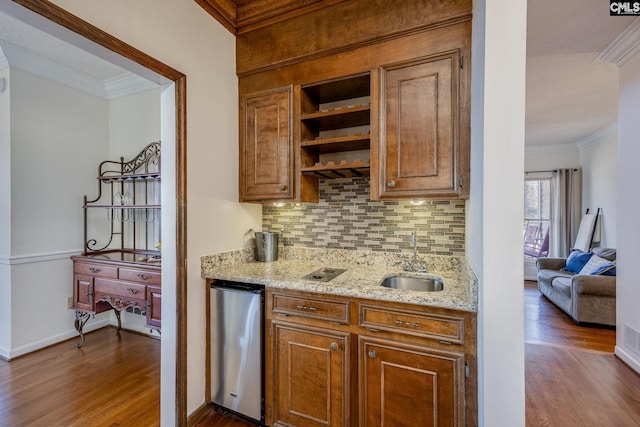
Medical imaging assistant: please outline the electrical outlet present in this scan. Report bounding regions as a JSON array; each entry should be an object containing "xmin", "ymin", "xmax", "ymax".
[{"xmin": 66, "ymin": 296, "xmax": 74, "ymax": 309}]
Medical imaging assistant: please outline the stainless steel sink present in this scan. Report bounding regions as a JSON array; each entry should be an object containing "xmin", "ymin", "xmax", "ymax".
[{"xmin": 380, "ymin": 275, "xmax": 444, "ymax": 292}]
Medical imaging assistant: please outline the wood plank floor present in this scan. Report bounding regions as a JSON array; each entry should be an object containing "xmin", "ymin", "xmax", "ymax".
[
  {"xmin": 524, "ymin": 281, "xmax": 640, "ymax": 426},
  {"xmin": 2, "ymin": 286, "xmax": 639, "ymax": 426},
  {"xmin": 0, "ymin": 327, "xmax": 160, "ymax": 426}
]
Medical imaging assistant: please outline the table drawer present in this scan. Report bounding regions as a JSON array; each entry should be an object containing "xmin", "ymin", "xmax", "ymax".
[
  {"xmin": 359, "ymin": 304, "xmax": 464, "ymax": 344},
  {"xmin": 119, "ymin": 268, "xmax": 161, "ymax": 285},
  {"xmin": 95, "ymin": 278, "xmax": 146, "ymax": 299},
  {"xmin": 272, "ymin": 293, "xmax": 349, "ymax": 324},
  {"xmin": 74, "ymin": 262, "xmax": 118, "ymax": 279}
]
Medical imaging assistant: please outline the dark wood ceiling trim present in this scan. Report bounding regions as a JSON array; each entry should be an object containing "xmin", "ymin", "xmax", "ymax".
[
  {"xmin": 194, "ymin": 0, "xmax": 237, "ymax": 35},
  {"xmin": 235, "ymin": 0, "xmax": 347, "ymax": 34},
  {"xmin": 237, "ymin": 14, "xmax": 472, "ymax": 78}
]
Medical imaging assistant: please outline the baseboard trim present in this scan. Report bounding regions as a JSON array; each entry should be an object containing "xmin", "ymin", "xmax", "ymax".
[
  {"xmin": 2, "ymin": 318, "xmax": 110, "ymax": 360},
  {"xmin": 187, "ymin": 402, "xmax": 213, "ymax": 427},
  {"xmin": 615, "ymin": 345, "xmax": 640, "ymax": 374}
]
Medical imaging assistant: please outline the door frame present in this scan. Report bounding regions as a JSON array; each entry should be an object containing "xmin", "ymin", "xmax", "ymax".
[{"xmin": 8, "ymin": 0, "xmax": 188, "ymax": 424}]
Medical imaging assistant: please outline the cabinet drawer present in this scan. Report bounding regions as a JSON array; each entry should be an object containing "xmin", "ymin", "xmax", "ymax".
[
  {"xmin": 95, "ymin": 278, "xmax": 146, "ymax": 300},
  {"xmin": 119, "ymin": 267, "xmax": 161, "ymax": 286},
  {"xmin": 272, "ymin": 293, "xmax": 349, "ymax": 324},
  {"xmin": 359, "ymin": 304, "xmax": 464, "ymax": 344},
  {"xmin": 74, "ymin": 262, "xmax": 118, "ymax": 279}
]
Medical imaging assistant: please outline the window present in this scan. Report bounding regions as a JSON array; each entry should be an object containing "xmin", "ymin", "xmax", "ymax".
[{"xmin": 524, "ymin": 177, "xmax": 551, "ymax": 258}]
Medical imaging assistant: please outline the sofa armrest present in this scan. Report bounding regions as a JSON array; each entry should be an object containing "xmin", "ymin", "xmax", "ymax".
[
  {"xmin": 572, "ymin": 275, "xmax": 616, "ymax": 297},
  {"xmin": 537, "ymin": 257, "xmax": 566, "ymax": 271}
]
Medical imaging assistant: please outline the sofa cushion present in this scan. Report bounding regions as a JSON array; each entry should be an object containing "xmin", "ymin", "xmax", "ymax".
[
  {"xmin": 564, "ymin": 250, "xmax": 593, "ymax": 273},
  {"xmin": 578, "ymin": 255, "xmax": 617, "ymax": 275},
  {"xmin": 592, "ymin": 247, "xmax": 616, "ymax": 262},
  {"xmin": 550, "ymin": 276, "xmax": 572, "ymax": 298}
]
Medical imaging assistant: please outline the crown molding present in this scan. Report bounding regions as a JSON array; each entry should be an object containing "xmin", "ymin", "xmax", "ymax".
[
  {"xmin": 104, "ymin": 73, "xmax": 158, "ymax": 99},
  {"xmin": 596, "ymin": 18, "xmax": 640, "ymax": 66},
  {"xmin": 575, "ymin": 123, "xmax": 617, "ymax": 149},
  {"xmin": 525, "ymin": 143, "xmax": 579, "ymax": 154},
  {"xmin": 0, "ymin": 42, "xmax": 155, "ymax": 99}
]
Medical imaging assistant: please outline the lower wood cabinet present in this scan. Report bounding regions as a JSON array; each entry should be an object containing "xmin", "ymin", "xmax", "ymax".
[
  {"xmin": 265, "ymin": 289, "xmax": 477, "ymax": 427},
  {"xmin": 271, "ymin": 322, "xmax": 349, "ymax": 427},
  {"xmin": 71, "ymin": 255, "xmax": 162, "ymax": 341},
  {"xmin": 360, "ymin": 337, "xmax": 465, "ymax": 426}
]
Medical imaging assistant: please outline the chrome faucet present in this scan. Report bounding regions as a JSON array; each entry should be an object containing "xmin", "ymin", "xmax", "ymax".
[{"xmin": 404, "ymin": 231, "xmax": 428, "ymax": 272}]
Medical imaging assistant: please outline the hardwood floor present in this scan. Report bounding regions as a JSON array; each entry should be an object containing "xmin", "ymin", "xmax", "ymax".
[
  {"xmin": 0, "ymin": 327, "xmax": 160, "ymax": 426},
  {"xmin": 524, "ymin": 280, "xmax": 640, "ymax": 426},
  {"xmin": 2, "ymin": 288, "xmax": 638, "ymax": 426}
]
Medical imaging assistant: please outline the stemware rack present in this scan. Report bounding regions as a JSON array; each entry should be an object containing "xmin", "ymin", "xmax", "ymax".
[{"xmin": 83, "ymin": 141, "xmax": 161, "ymax": 258}]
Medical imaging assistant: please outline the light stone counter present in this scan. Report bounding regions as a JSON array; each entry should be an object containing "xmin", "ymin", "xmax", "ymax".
[{"xmin": 201, "ymin": 247, "xmax": 478, "ymax": 312}]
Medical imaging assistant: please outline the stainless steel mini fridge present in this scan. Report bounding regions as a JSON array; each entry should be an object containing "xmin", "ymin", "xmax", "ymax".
[{"xmin": 210, "ymin": 281, "xmax": 264, "ymax": 424}]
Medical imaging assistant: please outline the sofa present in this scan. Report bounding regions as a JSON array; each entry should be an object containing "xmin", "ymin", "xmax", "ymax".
[{"xmin": 536, "ymin": 247, "xmax": 616, "ymax": 327}]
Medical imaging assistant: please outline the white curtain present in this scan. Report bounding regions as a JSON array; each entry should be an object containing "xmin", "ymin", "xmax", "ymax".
[{"xmin": 550, "ymin": 168, "xmax": 582, "ymax": 257}]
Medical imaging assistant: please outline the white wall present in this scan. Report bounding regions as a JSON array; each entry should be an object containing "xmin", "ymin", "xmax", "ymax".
[
  {"xmin": 579, "ymin": 126, "xmax": 617, "ymax": 248},
  {"xmin": 525, "ymin": 145, "xmax": 580, "ymax": 171},
  {"xmin": 615, "ymin": 52, "xmax": 640, "ymax": 373},
  {"xmin": 49, "ymin": 1, "xmax": 262, "ymax": 423},
  {"xmin": 470, "ymin": 0, "xmax": 527, "ymax": 426},
  {"xmin": 108, "ymin": 88, "xmax": 160, "ymax": 159},
  {"xmin": 0, "ymin": 51, "xmax": 11, "ymax": 356},
  {"xmin": 3, "ymin": 68, "xmax": 110, "ymax": 357}
]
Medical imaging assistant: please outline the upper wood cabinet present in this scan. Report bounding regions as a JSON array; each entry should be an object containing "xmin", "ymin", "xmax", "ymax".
[
  {"xmin": 374, "ymin": 50, "xmax": 469, "ymax": 200},
  {"xmin": 239, "ymin": 86, "xmax": 294, "ymax": 202}
]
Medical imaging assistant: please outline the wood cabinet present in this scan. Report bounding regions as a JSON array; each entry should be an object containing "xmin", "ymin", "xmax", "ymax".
[
  {"xmin": 240, "ymin": 86, "xmax": 294, "ymax": 202},
  {"xmin": 375, "ymin": 51, "xmax": 469, "ymax": 199},
  {"xmin": 265, "ymin": 288, "xmax": 477, "ymax": 426},
  {"xmin": 271, "ymin": 322, "xmax": 349, "ymax": 427},
  {"xmin": 266, "ymin": 290, "xmax": 351, "ymax": 426},
  {"xmin": 360, "ymin": 338, "xmax": 465, "ymax": 427},
  {"xmin": 72, "ymin": 256, "xmax": 161, "ymax": 346}
]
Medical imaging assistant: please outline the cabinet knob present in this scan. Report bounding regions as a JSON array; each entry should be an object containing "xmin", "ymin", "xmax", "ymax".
[
  {"xmin": 387, "ymin": 180, "xmax": 396, "ymax": 188},
  {"xmin": 330, "ymin": 342, "xmax": 339, "ymax": 351},
  {"xmin": 279, "ymin": 185, "xmax": 288, "ymax": 191},
  {"xmin": 368, "ymin": 350, "xmax": 377, "ymax": 359}
]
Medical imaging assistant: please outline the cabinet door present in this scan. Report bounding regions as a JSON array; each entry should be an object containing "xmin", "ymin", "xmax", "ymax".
[
  {"xmin": 73, "ymin": 274, "xmax": 94, "ymax": 311},
  {"xmin": 379, "ymin": 52, "xmax": 462, "ymax": 198},
  {"xmin": 271, "ymin": 322, "xmax": 349, "ymax": 427},
  {"xmin": 146, "ymin": 285, "xmax": 161, "ymax": 328},
  {"xmin": 360, "ymin": 337, "xmax": 465, "ymax": 427},
  {"xmin": 240, "ymin": 86, "xmax": 293, "ymax": 202}
]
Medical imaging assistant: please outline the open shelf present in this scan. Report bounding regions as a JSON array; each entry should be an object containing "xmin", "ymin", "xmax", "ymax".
[
  {"xmin": 301, "ymin": 159, "xmax": 370, "ymax": 179},
  {"xmin": 301, "ymin": 133, "xmax": 371, "ymax": 154},
  {"xmin": 299, "ymin": 73, "xmax": 371, "ymax": 183},
  {"xmin": 301, "ymin": 104, "xmax": 370, "ymax": 131}
]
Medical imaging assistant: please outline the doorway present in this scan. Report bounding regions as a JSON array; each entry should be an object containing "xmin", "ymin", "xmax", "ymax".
[{"xmin": 0, "ymin": 0, "xmax": 187, "ymax": 423}]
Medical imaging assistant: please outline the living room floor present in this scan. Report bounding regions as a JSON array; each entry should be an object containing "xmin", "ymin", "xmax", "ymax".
[{"xmin": 525, "ymin": 280, "xmax": 640, "ymax": 426}]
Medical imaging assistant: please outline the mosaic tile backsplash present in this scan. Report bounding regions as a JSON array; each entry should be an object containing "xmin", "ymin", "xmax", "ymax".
[{"xmin": 262, "ymin": 177, "xmax": 465, "ymax": 256}]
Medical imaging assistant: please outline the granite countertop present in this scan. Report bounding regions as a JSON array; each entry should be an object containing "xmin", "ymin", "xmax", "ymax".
[{"xmin": 201, "ymin": 247, "xmax": 478, "ymax": 312}]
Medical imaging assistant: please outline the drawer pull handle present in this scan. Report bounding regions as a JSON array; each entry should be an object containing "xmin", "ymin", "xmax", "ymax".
[
  {"xmin": 296, "ymin": 305, "xmax": 317, "ymax": 312},
  {"xmin": 394, "ymin": 319, "xmax": 420, "ymax": 328},
  {"xmin": 330, "ymin": 342, "xmax": 339, "ymax": 351},
  {"xmin": 89, "ymin": 267, "xmax": 102, "ymax": 274},
  {"xmin": 368, "ymin": 350, "xmax": 377, "ymax": 359},
  {"xmin": 137, "ymin": 273, "xmax": 152, "ymax": 280},
  {"xmin": 128, "ymin": 288, "xmax": 142, "ymax": 295}
]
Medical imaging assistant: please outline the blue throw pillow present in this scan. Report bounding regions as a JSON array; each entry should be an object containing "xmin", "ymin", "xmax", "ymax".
[{"xmin": 564, "ymin": 250, "xmax": 593, "ymax": 273}]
